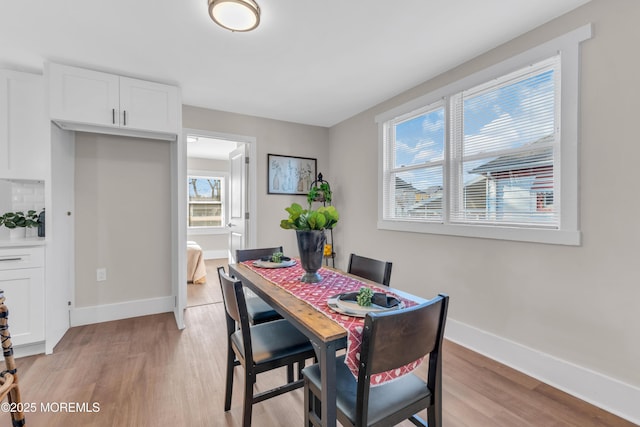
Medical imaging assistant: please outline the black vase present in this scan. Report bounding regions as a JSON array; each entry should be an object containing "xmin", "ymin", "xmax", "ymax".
[{"xmin": 296, "ymin": 229, "xmax": 326, "ymax": 283}]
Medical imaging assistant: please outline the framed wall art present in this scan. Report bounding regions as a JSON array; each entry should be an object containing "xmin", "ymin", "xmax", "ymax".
[{"xmin": 267, "ymin": 154, "xmax": 317, "ymax": 195}]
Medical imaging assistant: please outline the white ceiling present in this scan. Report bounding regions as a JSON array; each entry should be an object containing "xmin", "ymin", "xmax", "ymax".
[
  {"xmin": 187, "ymin": 136, "xmax": 237, "ymax": 160},
  {"xmin": 0, "ymin": 0, "xmax": 590, "ymax": 128}
]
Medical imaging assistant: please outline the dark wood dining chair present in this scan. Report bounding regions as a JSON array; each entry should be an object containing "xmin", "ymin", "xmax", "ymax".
[
  {"xmin": 302, "ymin": 294, "xmax": 449, "ymax": 427},
  {"xmin": 217, "ymin": 267, "xmax": 316, "ymax": 427},
  {"xmin": 347, "ymin": 253, "xmax": 393, "ymax": 287},
  {"xmin": 0, "ymin": 290, "xmax": 26, "ymax": 427},
  {"xmin": 236, "ymin": 247, "xmax": 284, "ymax": 324}
]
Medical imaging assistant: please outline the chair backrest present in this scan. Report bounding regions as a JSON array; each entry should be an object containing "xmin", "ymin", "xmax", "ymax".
[
  {"xmin": 236, "ymin": 246, "xmax": 284, "ymax": 262},
  {"xmin": 357, "ymin": 294, "xmax": 449, "ymax": 425},
  {"xmin": 217, "ymin": 267, "xmax": 254, "ymax": 359},
  {"xmin": 347, "ymin": 253, "xmax": 393, "ymax": 286}
]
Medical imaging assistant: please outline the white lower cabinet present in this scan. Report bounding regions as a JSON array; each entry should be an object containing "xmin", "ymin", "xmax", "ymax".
[{"xmin": 0, "ymin": 246, "xmax": 45, "ymax": 348}]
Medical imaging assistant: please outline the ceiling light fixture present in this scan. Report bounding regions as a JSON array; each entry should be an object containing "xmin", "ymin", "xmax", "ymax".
[{"xmin": 208, "ymin": 0, "xmax": 260, "ymax": 32}]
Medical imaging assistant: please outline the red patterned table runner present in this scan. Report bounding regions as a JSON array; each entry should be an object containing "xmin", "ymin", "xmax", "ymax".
[{"xmin": 242, "ymin": 260, "xmax": 422, "ymax": 385}]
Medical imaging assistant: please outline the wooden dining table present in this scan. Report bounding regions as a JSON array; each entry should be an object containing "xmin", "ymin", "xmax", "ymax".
[{"xmin": 229, "ymin": 260, "xmax": 425, "ymax": 427}]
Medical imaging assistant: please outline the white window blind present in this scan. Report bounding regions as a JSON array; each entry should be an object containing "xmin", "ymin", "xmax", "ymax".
[
  {"xmin": 449, "ymin": 56, "xmax": 560, "ymax": 228},
  {"xmin": 383, "ymin": 103, "xmax": 445, "ymax": 222},
  {"xmin": 377, "ymin": 25, "xmax": 589, "ymax": 245}
]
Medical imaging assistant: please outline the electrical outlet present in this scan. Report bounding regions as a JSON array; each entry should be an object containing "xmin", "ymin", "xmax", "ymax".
[{"xmin": 96, "ymin": 268, "xmax": 107, "ymax": 282}]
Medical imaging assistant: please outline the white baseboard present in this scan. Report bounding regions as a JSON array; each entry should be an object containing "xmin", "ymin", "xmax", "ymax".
[
  {"xmin": 14, "ymin": 341, "xmax": 45, "ymax": 359},
  {"xmin": 203, "ymin": 249, "xmax": 227, "ymax": 260},
  {"xmin": 70, "ymin": 296, "xmax": 174, "ymax": 327},
  {"xmin": 445, "ymin": 319, "xmax": 640, "ymax": 425}
]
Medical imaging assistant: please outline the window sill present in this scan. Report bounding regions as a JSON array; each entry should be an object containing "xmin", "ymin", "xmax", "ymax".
[
  {"xmin": 187, "ymin": 227, "xmax": 227, "ymax": 236},
  {"xmin": 377, "ymin": 219, "xmax": 581, "ymax": 246}
]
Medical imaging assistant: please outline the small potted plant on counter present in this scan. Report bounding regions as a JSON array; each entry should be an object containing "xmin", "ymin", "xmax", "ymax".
[
  {"xmin": 0, "ymin": 210, "xmax": 39, "ymax": 239},
  {"xmin": 280, "ymin": 202, "xmax": 339, "ymax": 283}
]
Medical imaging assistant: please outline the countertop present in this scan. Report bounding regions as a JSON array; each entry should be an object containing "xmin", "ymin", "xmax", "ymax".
[{"xmin": 0, "ymin": 237, "xmax": 46, "ymax": 248}]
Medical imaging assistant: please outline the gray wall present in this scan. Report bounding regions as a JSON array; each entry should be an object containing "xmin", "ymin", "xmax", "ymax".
[
  {"xmin": 74, "ymin": 133, "xmax": 172, "ymax": 307},
  {"xmin": 329, "ymin": 0, "xmax": 639, "ymax": 390},
  {"xmin": 183, "ymin": 105, "xmax": 330, "ymax": 257}
]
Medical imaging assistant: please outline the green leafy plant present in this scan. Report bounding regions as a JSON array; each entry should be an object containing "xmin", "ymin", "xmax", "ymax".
[
  {"xmin": 307, "ymin": 182, "xmax": 332, "ymax": 205},
  {"xmin": 280, "ymin": 202, "xmax": 339, "ymax": 231},
  {"xmin": 0, "ymin": 211, "xmax": 39, "ymax": 229},
  {"xmin": 356, "ymin": 287, "xmax": 374, "ymax": 307},
  {"xmin": 271, "ymin": 252, "xmax": 283, "ymax": 263}
]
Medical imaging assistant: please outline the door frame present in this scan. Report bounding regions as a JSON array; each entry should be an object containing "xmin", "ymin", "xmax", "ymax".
[{"xmin": 180, "ymin": 128, "xmax": 257, "ymax": 307}]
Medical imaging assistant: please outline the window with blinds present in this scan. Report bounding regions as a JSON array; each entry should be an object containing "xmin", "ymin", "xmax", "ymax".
[
  {"xmin": 449, "ymin": 56, "xmax": 559, "ymax": 228},
  {"xmin": 377, "ymin": 26, "xmax": 588, "ymax": 245},
  {"xmin": 383, "ymin": 103, "xmax": 445, "ymax": 222}
]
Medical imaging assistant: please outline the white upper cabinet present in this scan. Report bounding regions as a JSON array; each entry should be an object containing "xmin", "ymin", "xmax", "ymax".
[
  {"xmin": 48, "ymin": 64, "xmax": 120, "ymax": 128},
  {"xmin": 0, "ymin": 70, "xmax": 48, "ymax": 180},
  {"xmin": 119, "ymin": 76, "xmax": 179, "ymax": 134},
  {"xmin": 48, "ymin": 63, "xmax": 179, "ymax": 138}
]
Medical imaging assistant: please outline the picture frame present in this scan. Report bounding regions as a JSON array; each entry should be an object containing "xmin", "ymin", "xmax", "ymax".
[{"xmin": 268, "ymin": 154, "xmax": 317, "ymax": 195}]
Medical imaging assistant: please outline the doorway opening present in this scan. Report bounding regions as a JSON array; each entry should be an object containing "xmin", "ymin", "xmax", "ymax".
[{"xmin": 183, "ymin": 129, "xmax": 256, "ymax": 308}]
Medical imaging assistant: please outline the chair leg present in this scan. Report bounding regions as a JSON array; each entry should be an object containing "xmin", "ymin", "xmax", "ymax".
[
  {"xmin": 243, "ymin": 370, "xmax": 255, "ymax": 427},
  {"xmin": 224, "ymin": 346, "xmax": 235, "ymax": 411},
  {"xmin": 304, "ymin": 378, "xmax": 311, "ymax": 427},
  {"xmin": 287, "ymin": 364, "xmax": 294, "ymax": 383},
  {"xmin": 426, "ymin": 406, "xmax": 441, "ymax": 427}
]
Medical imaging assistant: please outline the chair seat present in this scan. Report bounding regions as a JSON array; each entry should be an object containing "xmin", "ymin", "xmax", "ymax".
[
  {"xmin": 245, "ymin": 296, "xmax": 282, "ymax": 324},
  {"xmin": 302, "ymin": 356, "xmax": 431, "ymax": 426},
  {"xmin": 232, "ymin": 319, "xmax": 314, "ymax": 365}
]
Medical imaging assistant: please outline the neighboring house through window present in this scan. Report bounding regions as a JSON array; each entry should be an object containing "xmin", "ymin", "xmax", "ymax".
[{"xmin": 377, "ymin": 25, "xmax": 591, "ymax": 245}]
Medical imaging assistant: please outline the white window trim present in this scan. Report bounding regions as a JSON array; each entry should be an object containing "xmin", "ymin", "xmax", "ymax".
[
  {"xmin": 187, "ymin": 169, "xmax": 228, "ymax": 235},
  {"xmin": 375, "ymin": 24, "xmax": 592, "ymax": 246}
]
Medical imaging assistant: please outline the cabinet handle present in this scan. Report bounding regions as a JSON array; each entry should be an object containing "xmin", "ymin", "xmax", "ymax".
[
  {"xmin": 123, "ymin": 110, "xmax": 127, "ymax": 126},
  {"xmin": 0, "ymin": 258, "xmax": 22, "ymax": 262},
  {"xmin": 112, "ymin": 108, "xmax": 115, "ymax": 124}
]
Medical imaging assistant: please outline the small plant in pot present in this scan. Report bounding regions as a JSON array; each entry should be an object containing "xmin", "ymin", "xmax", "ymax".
[
  {"xmin": 307, "ymin": 182, "xmax": 332, "ymax": 204},
  {"xmin": 0, "ymin": 210, "xmax": 39, "ymax": 239},
  {"xmin": 280, "ymin": 202, "xmax": 339, "ymax": 283}
]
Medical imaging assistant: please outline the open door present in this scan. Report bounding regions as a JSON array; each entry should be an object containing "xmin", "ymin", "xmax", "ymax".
[
  {"xmin": 172, "ymin": 134, "xmax": 186, "ymax": 329},
  {"xmin": 228, "ymin": 144, "xmax": 247, "ymax": 263}
]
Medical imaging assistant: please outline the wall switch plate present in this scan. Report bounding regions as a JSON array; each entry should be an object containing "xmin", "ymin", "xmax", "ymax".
[{"xmin": 96, "ymin": 268, "xmax": 107, "ymax": 282}]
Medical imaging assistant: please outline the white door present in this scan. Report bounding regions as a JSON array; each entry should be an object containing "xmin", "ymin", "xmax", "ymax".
[
  {"xmin": 173, "ymin": 135, "xmax": 186, "ymax": 330},
  {"xmin": 46, "ymin": 125, "xmax": 75, "ymax": 353},
  {"xmin": 228, "ymin": 145, "xmax": 247, "ymax": 263}
]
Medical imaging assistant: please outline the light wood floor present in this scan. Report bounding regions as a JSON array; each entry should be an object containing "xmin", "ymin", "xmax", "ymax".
[
  {"xmin": 187, "ymin": 259, "xmax": 226, "ymax": 307},
  {"xmin": 2, "ymin": 277, "xmax": 634, "ymax": 426}
]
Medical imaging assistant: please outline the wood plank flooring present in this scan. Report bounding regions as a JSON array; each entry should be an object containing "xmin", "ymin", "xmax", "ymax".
[
  {"xmin": 187, "ymin": 259, "xmax": 226, "ymax": 307},
  {"xmin": 1, "ymin": 297, "xmax": 635, "ymax": 426}
]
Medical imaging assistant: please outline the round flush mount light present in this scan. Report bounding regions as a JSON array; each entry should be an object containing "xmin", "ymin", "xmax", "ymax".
[{"xmin": 208, "ymin": 0, "xmax": 260, "ymax": 32}]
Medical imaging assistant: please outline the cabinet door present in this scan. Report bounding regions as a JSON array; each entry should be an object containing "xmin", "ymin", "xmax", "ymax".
[
  {"xmin": 119, "ymin": 76, "xmax": 179, "ymax": 134},
  {"xmin": 49, "ymin": 63, "xmax": 120, "ymax": 128},
  {"xmin": 0, "ymin": 70, "xmax": 48, "ymax": 180},
  {"xmin": 0, "ymin": 268, "xmax": 45, "ymax": 346}
]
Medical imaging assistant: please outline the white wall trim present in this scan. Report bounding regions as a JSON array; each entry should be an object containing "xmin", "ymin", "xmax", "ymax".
[
  {"xmin": 70, "ymin": 296, "xmax": 174, "ymax": 327},
  {"xmin": 203, "ymin": 249, "xmax": 227, "ymax": 260},
  {"xmin": 446, "ymin": 319, "xmax": 640, "ymax": 425},
  {"xmin": 14, "ymin": 341, "xmax": 45, "ymax": 359}
]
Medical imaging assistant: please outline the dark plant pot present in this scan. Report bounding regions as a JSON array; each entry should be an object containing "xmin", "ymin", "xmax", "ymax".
[{"xmin": 296, "ymin": 229, "xmax": 326, "ymax": 283}]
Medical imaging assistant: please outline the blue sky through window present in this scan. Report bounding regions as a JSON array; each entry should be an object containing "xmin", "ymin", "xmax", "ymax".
[{"xmin": 392, "ymin": 67, "xmax": 554, "ymax": 191}]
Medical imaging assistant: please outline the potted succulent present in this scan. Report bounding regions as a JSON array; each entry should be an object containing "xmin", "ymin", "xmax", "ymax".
[
  {"xmin": 280, "ymin": 202, "xmax": 339, "ymax": 283},
  {"xmin": 0, "ymin": 210, "xmax": 39, "ymax": 239}
]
